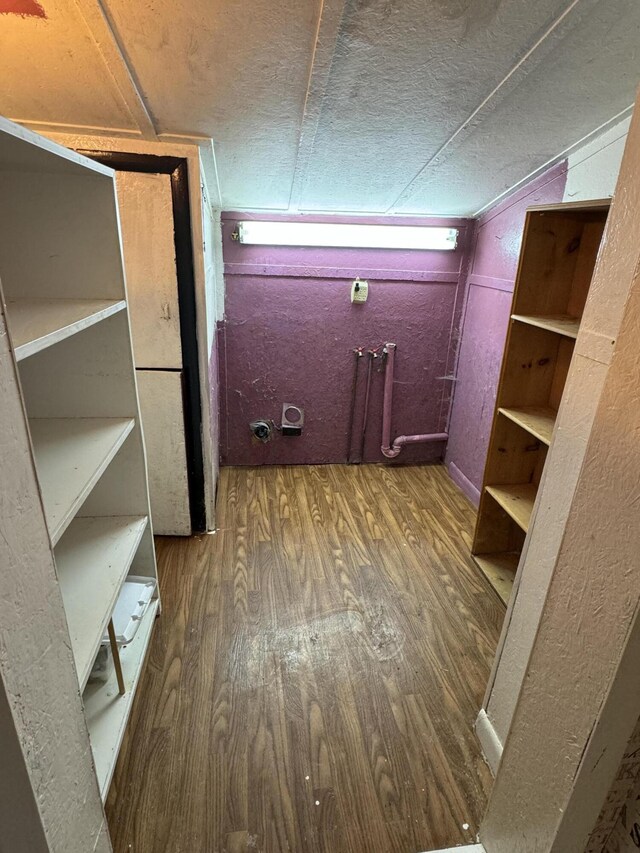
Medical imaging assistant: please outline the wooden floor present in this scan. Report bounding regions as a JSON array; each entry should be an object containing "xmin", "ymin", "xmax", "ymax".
[{"xmin": 106, "ymin": 464, "xmax": 505, "ymax": 853}]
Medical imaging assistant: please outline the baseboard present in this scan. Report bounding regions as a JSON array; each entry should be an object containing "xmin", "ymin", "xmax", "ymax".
[
  {"xmin": 447, "ymin": 460, "xmax": 481, "ymax": 507},
  {"xmin": 421, "ymin": 845, "xmax": 485, "ymax": 853},
  {"xmin": 475, "ymin": 709, "xmax": 503, "ymax": 776}
]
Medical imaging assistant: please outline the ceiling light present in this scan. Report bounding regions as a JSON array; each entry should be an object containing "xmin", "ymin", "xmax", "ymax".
[{"xmin": 234, "ymin": 221, "xmax": 458, "ymax": 251}]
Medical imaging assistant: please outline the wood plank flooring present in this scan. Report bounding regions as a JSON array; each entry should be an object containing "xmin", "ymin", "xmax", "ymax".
[{"xmin": 106, "ymin": 463, "xmax": 504, "ymax": 853}]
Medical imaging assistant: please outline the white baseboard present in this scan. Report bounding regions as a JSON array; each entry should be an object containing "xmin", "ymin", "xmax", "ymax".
[{"xmin": 475, "ymin": 709, "xmax": 503, "ymax": 776}]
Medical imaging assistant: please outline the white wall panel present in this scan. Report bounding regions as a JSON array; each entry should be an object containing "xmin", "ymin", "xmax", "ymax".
[
  {"xmin": 116, "ymin": 170, "xmax": 182, "ymax": 369},
  {"xmin": 137, "ymin": 369, "xmax": 191, "ymax": 536}
]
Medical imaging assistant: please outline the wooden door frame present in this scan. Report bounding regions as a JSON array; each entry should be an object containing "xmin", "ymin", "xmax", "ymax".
[{"xmin": 80, "ymin": 150, "xmax": 206, "ymax": 533}]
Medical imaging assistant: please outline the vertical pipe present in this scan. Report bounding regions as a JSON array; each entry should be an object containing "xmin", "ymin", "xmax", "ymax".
[
  {"xmin": 359, "ymin": 351, "xmax": 374, "ymax": 463},
  {"xmin": 381, "ymin": 343, "xmax": 397, "ymax": 457},
  {"xmin": 380, "ymin": 341, "xmax": 447, "ymax": 459},
  {"xmin": 346, "ymin": 348, "xmax": 362, "ymax": 463}
]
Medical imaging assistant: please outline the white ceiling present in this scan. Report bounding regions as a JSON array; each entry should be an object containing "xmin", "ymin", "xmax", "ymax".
[{"xmin": 1, "ymin": 0, "xmax": 639, "ymax": 215}]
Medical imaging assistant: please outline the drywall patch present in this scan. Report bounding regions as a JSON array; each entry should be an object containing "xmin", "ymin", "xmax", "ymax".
[{"xmin": 0, "ymin": 0, "xmax": 45, "ymax": 17}]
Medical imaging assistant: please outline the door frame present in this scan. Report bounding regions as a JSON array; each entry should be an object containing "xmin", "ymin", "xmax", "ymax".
[{"xmin": 80, "ymin": 150, "xmax": 206, "ymax": 533}]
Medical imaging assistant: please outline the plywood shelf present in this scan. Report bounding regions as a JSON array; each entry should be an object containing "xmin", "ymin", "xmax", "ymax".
[
  {"xmin": 498, "ymin": 406, "xmax": 556, "ymax": 445},
  {"xmin": 84, "ymin": 599, "xmax": 159, "ymax": 800},
  {"xmin": 29, "ymin": 417, "xmax": 135, "ymax": 545},
  {"xmin": 55, "ymin": 515, "xmax": 148, "ymax": 690},
  {"xmin": 485, "ymin": 484, "xmax": 537, "ymax": 532},
  {"xmin": 7, "ymin": 298, "xmax": 126, "ymax": 361},
  {"xmin": 511, "ymin": 313, "xmax": 580, "ymax": 339},
  {"xmin": 473, "ymin": 552, "xmax": 520, "ymax": 605},
  {"xmin": 473, "ymin": 204, "xmax": 609, "ymax": 606}
]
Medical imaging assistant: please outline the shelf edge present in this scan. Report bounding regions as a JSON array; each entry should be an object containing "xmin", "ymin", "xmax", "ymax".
[{"xmin": 13, "ymin": 299, "xmax": 127, "ymax": 361}]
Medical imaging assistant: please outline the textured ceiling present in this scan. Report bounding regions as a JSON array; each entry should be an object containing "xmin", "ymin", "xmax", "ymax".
[{"xmin": 0, "ymin": 0, "xmax": 639, "ymax": 214}]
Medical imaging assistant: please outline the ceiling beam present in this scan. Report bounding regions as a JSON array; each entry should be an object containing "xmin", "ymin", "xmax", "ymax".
[
  {"xmin": 71, "ymin": 0, "xmax": 157, "ymax": 139},
  {"xmin": 287, "ymin": 0, "xmax": 349, "ymax": 211},
  {"xmin": 387, "ymin": 0, "xmax": 606, "ymax": 213}
]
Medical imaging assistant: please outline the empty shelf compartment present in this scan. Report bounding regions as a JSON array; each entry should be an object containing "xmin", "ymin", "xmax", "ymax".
[
  {"xmin": 511, "ymin": 313, "xmax": 580, "ymax": 339},
  {"xmin": 473, "ymin": 552, "xmax": 520, "ymax": 605},
  {"xmin": 498, "ymin": 406, "xmax": 556, "ymax": 445},
  {"xmin": 7, "ymin": 298, "xmax": 126, "ymax": 361},
  {"xmin": 485, "ymin": 483, "xmax": 537, "ymax": 532},
  {"xmin": 29, "ymin": 417, "xmax": 135, "ymax": 544},
  {"xmin": 55, "ymin": 515, "xmax": 148, "ymax": 689}
]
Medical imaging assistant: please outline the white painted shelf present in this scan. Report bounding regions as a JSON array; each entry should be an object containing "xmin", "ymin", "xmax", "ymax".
[
  {"xmin": 29, "ymin": 418, "xmax": 135, "ymax": 545},
  {"xmin": 84, "ymin": 599, "xmax": 159, "ymax": 800},
  {"xmin": 7, "ymin": 298, "xmax": 126, "ymax": 361},
  {"xmin": 0, "ymin": 118, "xmax": 159, "ymax": 844},
  {"xmin": 55, "ymin": 515, "xmax": 148, "ymax": 690}
]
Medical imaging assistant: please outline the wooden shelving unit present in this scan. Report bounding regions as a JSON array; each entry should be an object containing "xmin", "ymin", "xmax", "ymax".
[
  {"xmin": 472, "ymin": 200, "xmax": 610, "ymax": 604},
  {"xmin": 0, "ymin": 117, "xmax": 159, "ymax": 810}
]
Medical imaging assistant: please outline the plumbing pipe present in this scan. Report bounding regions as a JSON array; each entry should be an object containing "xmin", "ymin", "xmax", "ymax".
[
  {"xmin": 381, "ymin": 342, "xmax": 448, "ymax": 459},
  {"xmin": 358, "ymin": 350, "xmax": 375, "ymax": 463},
  {"xmin": 346, "ymin": 348, "xmax": 363, "ymax": 463}
]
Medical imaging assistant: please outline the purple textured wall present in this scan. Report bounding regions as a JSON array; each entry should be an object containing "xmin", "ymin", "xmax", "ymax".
[
  {"xmin": 219, "ymin": 213, "xmax": 471, "ymax": 465},
  {"xmin": 445, "ymin": 163, "xmax": 568, "ymax": 505}
]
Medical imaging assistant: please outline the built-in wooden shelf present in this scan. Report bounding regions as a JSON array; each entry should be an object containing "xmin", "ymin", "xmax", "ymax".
[
  {"xmin": 472, "ymin": 202, "xmax": 609, "ymax": 604},
  {"xmin": 55, "ymin": 515, "xmax": 148, "ymax": 690},
  {"xmin": 84, "ymin": 599, "xmax": 159, "ymax": 800},
  {"xmin": 29, "ymin": 417, "xmax": 135, "ymax": 545},
  {"xmin": 498, "ymin": 406, "xmax": 556, "ymax": 445},
  {"xmin": 511, "ymin": 313, "xmax": 580, "ymax": 339},
  {"xmin": 485, "ymin": 484, "xmax": 537, "ymax": 532},
  {"xmin": 473, "ymin": 552, "xmax": 520, "ymax": 605},
  {"xmin": 7, "ymin": 298, "xmax": 126, "ymax": 361}
]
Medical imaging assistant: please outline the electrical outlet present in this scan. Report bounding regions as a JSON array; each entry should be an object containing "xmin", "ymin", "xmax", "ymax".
[{"xmin": 351, "ymin": 278, "xmax": 369, "ymax": 304}]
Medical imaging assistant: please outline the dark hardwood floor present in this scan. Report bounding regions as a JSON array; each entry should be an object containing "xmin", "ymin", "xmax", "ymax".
[{"xmin": 106, "ymin": 463, "xmax": 504, "ymax": 853}]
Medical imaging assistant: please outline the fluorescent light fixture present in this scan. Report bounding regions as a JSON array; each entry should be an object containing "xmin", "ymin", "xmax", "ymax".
[{"xmin": 235, "ymin": 221, "xmax": 458, "ymax": 251}]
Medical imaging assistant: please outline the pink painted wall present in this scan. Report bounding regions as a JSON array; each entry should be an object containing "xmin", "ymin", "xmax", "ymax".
[
  {"xmin": 219, "ymin": 213, "xmax": 472, "ymax": 466},
  {"xmin": 445, "ymin": 163, "xmax": 568, "ymax": 505}
]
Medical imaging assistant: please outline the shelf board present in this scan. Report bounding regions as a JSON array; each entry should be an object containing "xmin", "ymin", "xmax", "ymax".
[
  {"xmin": 29, "ymin": 418, "xmax": 135, "ymax": 545},
  {"xmin": 7, "ymin": 298, "xmax": 126, "ymax": 361},
  {"xmin": 473, "ymin": 552, "xmax": 520, "ymax": 605},
  {"xmin": 55, "ymin": 515, "xmax": 148, "ymax": 690},
  {"xmin": 511, "ymin": 313, "xmax": 580, "ymax": 339},
  {"xmin": 84, "ymin": 599, "xmax": 159, "ymax": 800},
  {"xmin": 498, "ymin": 406, "xmax": 556, "ymax": 446},
  {"xmin": 485, "ymin": 483, "xmax": 537, "ymax": 532}
]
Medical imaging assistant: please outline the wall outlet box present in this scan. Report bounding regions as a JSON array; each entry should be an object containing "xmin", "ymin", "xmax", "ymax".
[
  {"xmin": 351, "ymin": 278, "xmax": 369, "ymax": 303},
  {"xmin": 281, "ymin": 403, "xmax": 304, "ymax": 436}
]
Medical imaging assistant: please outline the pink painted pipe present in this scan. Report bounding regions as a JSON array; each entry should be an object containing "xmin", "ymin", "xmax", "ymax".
[{"xmin": 381, "ymin": 342, "xmax": 448, "ymax": 459}]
